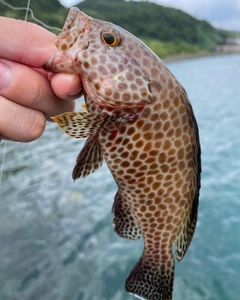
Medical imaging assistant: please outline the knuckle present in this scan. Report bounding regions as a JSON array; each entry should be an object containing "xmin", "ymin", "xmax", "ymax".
[
  {"xmin": 28, "ymin": 112, "xmax": 46, "ymax": 141},
  {"xmin": 21, "ymin": 111, "xmax": 46, "ymax": 142}
]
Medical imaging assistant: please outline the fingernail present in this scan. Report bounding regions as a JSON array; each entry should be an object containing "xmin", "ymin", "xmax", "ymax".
[
  {"xmin": 67, "ymin": 86, "xmax": 83, "ymax": 96},
  {"xmin": 0, "ymin": 61, "xmax": 11, "ymax": 89}
]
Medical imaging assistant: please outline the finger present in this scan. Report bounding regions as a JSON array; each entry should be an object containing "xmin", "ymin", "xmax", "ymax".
[
  {"xmin": 0, "ymin": 59, "xmax": 75, "ymax": 120},
  {"xmin": 0, "ymin": 96, "xmax": 46, "ymax": 142},
  {"xmin": 51, "ymin": 73, "xmax": 83, "ymax": 100},
  {"xmin": 0, "ymin": 17, "xmax": 57, "ymax": 68}
]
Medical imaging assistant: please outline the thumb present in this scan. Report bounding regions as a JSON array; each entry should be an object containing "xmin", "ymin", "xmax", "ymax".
[{"xmin": 51, "ymin": 73, "xmax": 83, "ymax": 100}]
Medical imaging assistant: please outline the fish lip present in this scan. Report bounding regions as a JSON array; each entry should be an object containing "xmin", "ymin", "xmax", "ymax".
[
  {"xmin": 43, "ymin": 58, "xmax": 74, "ymax": 73},
  {"xmin": 43, "ymin": 60, "xmax": 53, "ymax": 72},
  {"xmin": 43, "ymin": 52, "xmax": 81, "ymax": 73},
  {"xmin": 44, "ymin": 39, "xmax": 89, "ymax": 73}
]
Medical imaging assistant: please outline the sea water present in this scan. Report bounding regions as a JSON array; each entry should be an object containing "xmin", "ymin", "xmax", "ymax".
[{"xmin": 0, "ymin": 53, "xmax": 239, "ymax": 300}]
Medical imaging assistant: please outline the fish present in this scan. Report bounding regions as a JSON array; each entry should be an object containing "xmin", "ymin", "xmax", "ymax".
[{"xmin": 44, "ymin": 7, "xmax": 201, "ymax": 300}]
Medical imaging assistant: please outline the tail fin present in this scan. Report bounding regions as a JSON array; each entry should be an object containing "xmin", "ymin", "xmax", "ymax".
[{"xmin": 125, "ymin": 255, "xmax": 174, "ymax": 300}]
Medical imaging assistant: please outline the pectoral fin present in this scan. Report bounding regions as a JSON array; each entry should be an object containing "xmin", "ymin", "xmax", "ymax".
[
  {"xmin": 52, "ymin": 112, "xmax": 109, "ymax": 138},
  {"xmin": 72, "ymin": 136, "xmax": 103, "ymax": 180}
]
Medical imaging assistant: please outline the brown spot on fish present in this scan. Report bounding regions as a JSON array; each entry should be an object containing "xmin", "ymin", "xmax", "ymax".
[
  {"xmin": 89, "ymin": 71, "xmax": 97, "ymax": 80},
  {"xmin": 123, "ymin": 93, "xmax": 131, "ymax": 101},
  {"xmin": 83, "ymin": 61, "xmax": 90, "ymax": 68},
  {"xmin": 95, "ymin": 83, "xmax": 100, "ymax": 90},
  {"xmin": 130, "ymin": 83, "xmax": 138, "ymax": 91},
  {"xmin": 169, "ymin": 90, "xmax": 175, "ymax": 100},
  {"xmin": 113, "ymin": 91, "xmax": 120, "ymax": 100},
  {"xmin": 61, "ymin": 43, "xmax": 68, "ymax": 51}
]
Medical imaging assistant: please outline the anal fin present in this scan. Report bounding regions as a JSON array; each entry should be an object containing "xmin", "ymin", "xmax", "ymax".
[
  {"xmin": 112, "ymin": 191, "xmax": 142, "ymax": 240},
  {"xmin": 72, "ymin": 136, "xmax": 103, "ymax": 180}
]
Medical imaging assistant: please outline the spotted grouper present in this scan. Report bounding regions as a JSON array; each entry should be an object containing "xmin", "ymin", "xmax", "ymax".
[{"xmin": 45, "ymin": 7, "xmax": 201, "ymax": 300}]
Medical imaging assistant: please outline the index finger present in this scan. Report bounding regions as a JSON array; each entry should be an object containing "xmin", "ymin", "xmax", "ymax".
[{"xmin": 0, "ymin": 17, "xmax": 57, "ymax": 68}]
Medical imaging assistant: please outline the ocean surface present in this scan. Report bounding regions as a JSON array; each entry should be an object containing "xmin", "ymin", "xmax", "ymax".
[{"xmin": 0, "ymin": 53, "xmax": 239, "ymax": 300}]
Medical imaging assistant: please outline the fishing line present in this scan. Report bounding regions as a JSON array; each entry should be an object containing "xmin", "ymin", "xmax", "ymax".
[
  {"xmin": 0, "ymin": 0, "xmax": 63, "ymax": 189},
  {"xmin": 0, "ymin": 140, "xmax": 7, "ymax": 188},
  {"xmin": 0, "ymin": 0, "xmax": 31, "ymax": 189},
  {"xmin": 0, "ymin": 0, "xmax": 27, "ymax": 188},
  {"xmin": 0, "ymin": 0, "xmax": 61, "ymax": 31},
  {"xmin": 25, "ymin": 0, "xmax": 30, "ymax": 20}
]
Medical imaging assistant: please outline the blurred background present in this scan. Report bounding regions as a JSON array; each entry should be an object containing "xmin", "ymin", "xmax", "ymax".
[{"xmin": 0, "ymin": 1, "xmax": 240, "ymax": 299}]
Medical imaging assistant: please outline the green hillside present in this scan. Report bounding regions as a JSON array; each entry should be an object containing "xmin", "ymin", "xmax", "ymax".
[{"xmin": 0, "ymin": 0, "xmax": 236, "ymax": 58}]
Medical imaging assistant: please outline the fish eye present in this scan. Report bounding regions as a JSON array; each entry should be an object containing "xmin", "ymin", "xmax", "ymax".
[
  {"xmin": 102, "ymin": 32, "xmax": 117, "ymax": 46},
  {"xmin": 101, "ymin": 27, "xmax": 122, "ymax": 47}
]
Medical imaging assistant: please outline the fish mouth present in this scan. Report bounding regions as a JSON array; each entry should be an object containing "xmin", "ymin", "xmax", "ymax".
[
  {"xmin": 43, "ymin": 55, "xmax": 74, "ymax": 73},
  {"xmin": 43, "ymin": 35, "xmax": 89, "ymax": 73},
  {"xmin": 43, "ymin": 47, "xmax": 85, "ymax": 74}
]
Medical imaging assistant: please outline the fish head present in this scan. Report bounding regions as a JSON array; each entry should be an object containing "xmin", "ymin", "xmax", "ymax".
[{"xmin": 45, "ymin": 7, "xmax": 152, "ymax": 109}]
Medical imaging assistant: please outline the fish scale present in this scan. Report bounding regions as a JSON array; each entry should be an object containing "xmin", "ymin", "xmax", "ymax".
[{"xmin": 45, "ymin": 7, "xmax": 201, "ymax": 300}]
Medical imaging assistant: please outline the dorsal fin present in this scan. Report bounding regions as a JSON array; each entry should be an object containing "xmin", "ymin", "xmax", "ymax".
[
  {"xmin": 72, "ymin": 136, "xmax": 103, "ymax": 180},
  {"xmin": 175, "ymin": 102, "xmax": 201, "ymax": 261},
  {"xmin": 174, "ymin": 193, "xmax": 198, "ymax": 261},
  {"xmin": 112, "ymin": 191, "xmax": 142, "ymax": 240}
]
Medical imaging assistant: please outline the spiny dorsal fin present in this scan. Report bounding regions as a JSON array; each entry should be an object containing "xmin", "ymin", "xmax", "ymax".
[
  {"xmin": 112, "ymin": 191, "xmax": 142, "ymax": 240},
  {"xmin": 72, "ymin": 136, "xmax": 103, "ymax": 180},
  {"xmin": 52, "ymin": 112, "xmax": 109, "ymax": 138}
]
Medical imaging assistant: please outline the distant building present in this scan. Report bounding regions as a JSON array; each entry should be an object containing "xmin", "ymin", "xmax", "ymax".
[{"xmin": 216, "ymin": 38, "xmax": 240, "ymax": 53}]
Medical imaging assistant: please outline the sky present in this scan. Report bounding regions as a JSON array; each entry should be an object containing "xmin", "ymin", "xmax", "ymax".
[{"xmin": 59, "ymin": 0, "xmax": 240, "ymax": 31}]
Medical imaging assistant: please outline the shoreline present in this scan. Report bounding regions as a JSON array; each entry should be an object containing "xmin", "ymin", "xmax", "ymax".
[{"xmin": 162, "ymin": 50, "xmax": 240, "ymax": 64}]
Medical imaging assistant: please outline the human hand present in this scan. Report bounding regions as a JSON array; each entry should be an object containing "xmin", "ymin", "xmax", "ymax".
[{"xmin": 0, "ymin": 17, "xmax": 82, "ymax": 142}]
